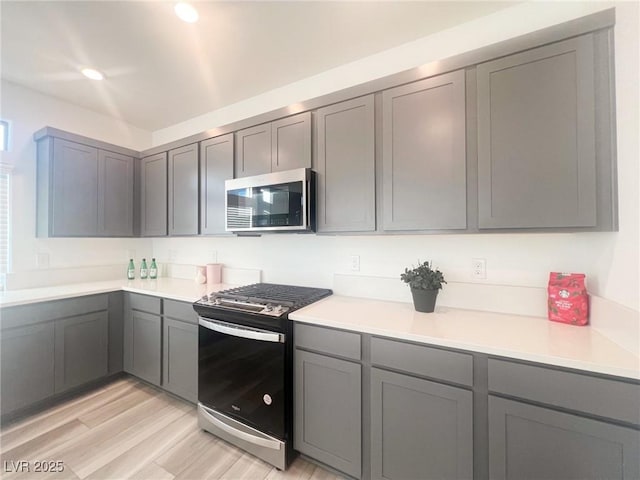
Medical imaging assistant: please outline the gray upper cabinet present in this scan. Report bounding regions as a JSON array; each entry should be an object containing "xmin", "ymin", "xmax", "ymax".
[
  {"xmin": 235, "ymin": 123, "xmax": 271, "ymax": 177},
  {"xmin": 35, "ymin": 130, "xmax": 136, "ymax": 238},
  {"xmin": 0, "ymin": 322, "xmax": 55, "ymax": 415},
  {"xmin": 271, "ymin": 112, "xmax": 311, "ymax": 172},
  {"xmin": 49, "ymin": 138, "xmax": 99, "ymax": 236},
  {"xmin": 316, "ymin": 95, "xmax": 375, "ymax": 232},
  {"xmin": 200, "ymin": 134, "xmax": 234, "ymax": 235},
  {"xmin": 168, "ymin": 143, "xmax": 199, "ymax": 235},
  {"xmin": 140, "ymin": 152, "xmax": 168, "ymax": 236},
  {"xmin": 477, "ymin": 34, "xmax": 598, "ymax": 229},
  {"xmin": 235, "ymin": 112, "xmax": 311, "ymax": 178},
  {"xmin": 98, "ymin": 150, "xmax": 134, "ymax": 236},
  {"xmin": 382, "ymin": 70, "xmax": 467, "ymax": 231},
  {"xmin": 489, "ymin": 396, "xmax": 640, "ymax": 480},
  {"xmin": 54, "ymin": 311, "xmax": 109, "ymax": 393}
]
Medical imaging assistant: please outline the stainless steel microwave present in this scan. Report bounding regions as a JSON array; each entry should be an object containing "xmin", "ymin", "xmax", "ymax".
[{"xmin": 225, "ymin": 168, "xmax": 315, "ymax": 233}]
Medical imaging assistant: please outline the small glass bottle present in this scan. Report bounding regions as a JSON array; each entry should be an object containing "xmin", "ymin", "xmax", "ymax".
[
  {"xmin": 140, "ymin": 258, "xmax": 148, "ymax": 279},
  {"xmin": 149, "ymin": 258, "xmax": 158, "ymax": 279},
  {"xmin": 127, "ymin": 259, "xmax": 135, "ymax": 280}
]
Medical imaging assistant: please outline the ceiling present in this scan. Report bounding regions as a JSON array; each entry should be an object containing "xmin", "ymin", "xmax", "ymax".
[{"xmin": 1, "ymin": 1, "xmax": 515, "ymax": 131}]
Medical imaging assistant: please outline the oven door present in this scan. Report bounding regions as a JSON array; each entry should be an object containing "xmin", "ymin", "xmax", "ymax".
[{"xmin": 198, "ymin": 317, "xmax": 285, "ymax": 439}]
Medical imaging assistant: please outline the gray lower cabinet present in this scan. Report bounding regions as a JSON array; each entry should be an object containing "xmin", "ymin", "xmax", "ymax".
[
  {"xmin": 124, "ymin": 297, "xmax": 162, "ymax": 387},
  {"xmin": 200, "ymin": 134, "xmax": 234, "ymax": 235},
  {"xmin": 235, "ymin": 112, "xmax": 311, "ymax": 178},
  {"xmin": 294, "ymin": 349, "xmax": 362, "ymax": 478},
  {"xmin": 168, "ymin": 143, "xmax": 199, "ymax": 235},
  {"xmin": 163, "ymin": 300, "xmax": 198, "ymax": 403},
  {"xmin": 489, "ymin": 396, "xmax": 640, "ymax": 480},
  {"xmin": 382, "ymin": 70, "xmax": 467, "ymax": 231},
  {"xmin": 35, "ymin": 129, "xmax": 137, "ymax": 238},
  {"xmin": 140, "ymin": 152, "xmax": 168, "ymax": 236},
  {"xmin": 0, "ymin": 322, "xmax": 55, "ymax": 414},
  {"xmin": 54, "ymin": 311, "xmax": 109, "ymax": 393},
  {"xmin": 316, "ymin": 95, "xmax": 375, "ymax": 232},
  {"xmin": 477, "ymin": 33, "xmax": 603, "ymax": 229},
  {"xmin": 371, "ymin": 367, "xmax": 473, "ymax": 480}
]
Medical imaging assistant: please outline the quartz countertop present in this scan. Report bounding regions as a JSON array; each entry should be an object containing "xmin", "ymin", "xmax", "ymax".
[
  {"xmin": 2, "ymin": 280, "xmax": 638, "ymax": 380},
  {"xmin": 0, "ymin": 277, "xmax": 231, "ymax": 307},
  {"xmin": 289, "ymin": 295, "xmax": 640, "ymax": 381}
]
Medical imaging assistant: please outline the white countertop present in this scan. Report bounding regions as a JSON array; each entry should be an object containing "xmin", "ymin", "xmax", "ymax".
[
  {"xmin": 290, "ymin": 295, "xmax": 640, "ymax": 381},
  {"xmin": 0, "ymin": 277, "xmax": 230, "ymax": 307},
  {"xmin": 2, "ymin": 280, "xmax": 638, "ymax": 380}
]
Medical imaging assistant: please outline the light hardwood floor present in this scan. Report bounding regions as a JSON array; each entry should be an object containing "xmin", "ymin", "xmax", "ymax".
[{"xmin": 0, "ymin": 377, "xmax": 343, "ymax": 480}]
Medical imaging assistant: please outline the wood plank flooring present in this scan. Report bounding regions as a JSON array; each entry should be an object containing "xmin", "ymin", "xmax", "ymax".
[{"xmin": 0, "ymin": 377, "xmax": 343, "ymax": 480}]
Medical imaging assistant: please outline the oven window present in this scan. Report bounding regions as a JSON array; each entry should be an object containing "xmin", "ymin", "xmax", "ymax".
[
  {"xmin": 199, "ymin": 324, "xmax": 285, "ymax": 438},
  {"xmin": 227, "ymin": 181, "xmax": 303, "ymax": 229}
]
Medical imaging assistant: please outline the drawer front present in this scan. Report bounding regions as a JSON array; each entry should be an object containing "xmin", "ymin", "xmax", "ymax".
[
  {"xmin": 295, "ymin": 323, "xmax": 361, "ymax": 360},
  {"xmin": 488, "ymin": 358, "xmax": 640, "ymax": 425},
  {"xmin": 127, "ymin": 293, "xmax": 161, "ymax": 314},
  {"xmin": 1, "ymin": 294, "xmax": 109, "ymax": 330},
  {"xmin": 163, "ymin": 299, "xmax": 197, "ymax": 324},
  {"xmin": 371, "ymin": 336, "xmax": 473, "ymax": 387}
]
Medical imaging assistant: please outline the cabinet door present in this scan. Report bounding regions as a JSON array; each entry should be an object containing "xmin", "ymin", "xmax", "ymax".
[
  {"xmin": 371, "ymin": 368, "xmax": 473, "ymax": 480},
  {"xmin": 163, "ymin": 318, "xmax": 197, "ymax": 403},
  {"xmin": 54, "ymin": 311, "xmax": 108, "ymax": 393},
  {"xmin": 382, "ymin": 70, "xmax": 467, "ymax": 231},
  {"xmin": 200, "ymin": 134, "xmax": 234, "ymax": 235},
  {"xmin": 316, "ymin": 96, "xmax": 375, "ymax": 232},
  {"xmin": 271, "ymin": 112, "xmax": 311, "ymax": 172},
  {"xmin": 168, "ymin": 143, "xmax": 199, "ymax": 235},
  {"xmin": 0, "ymin": 323, "xmax": 55, "ymax": 414},
  {"xmin": 294, "ymin": 349, "xmax": 361, "ymax": 478},
  {"xmin": 98, "ymin": 150, "xmax": 134, "ymax": 236},
  {"xmin": 489, "ymin": 396, "xmax": 640, "ymax": 480},
  {"xmin": 124, "ymin": 309, "xmax": 162, "ymax": 386},
  {"xmin": 51, "ymin": 138, "xmax": 99, "ymax": 236},
  {"xmin": 477, "ymin": 35, "xmax": 597, "ymax": 228},
  {"xmin": 140, "ymin": 152, "xmax": 168, "ymax": 236},
  {"xmin": 235, "ymin": 123, "xmax": 271, "ymax": 177}
]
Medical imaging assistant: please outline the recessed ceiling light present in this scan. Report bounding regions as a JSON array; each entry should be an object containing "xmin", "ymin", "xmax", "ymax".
[
  {"xmin": 174, "ymin": 2, "xmax": 198, "ymax": 23},
  {"xmin": 81, "ymin": 68, "xmax": 104, "ymax": 81}
]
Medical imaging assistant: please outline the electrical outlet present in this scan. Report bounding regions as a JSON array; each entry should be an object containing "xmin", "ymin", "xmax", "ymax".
[
  {"xmin": 472, "ymin": 258, "xmax": 486, "ymax": 280},
  {"xmin": 349, "ymin": 255, "xmax": 360, "ymax": 272},
  {"xmin": 36, "ymin": 253, "xmax": 49, "ymax": 269},
  {"xmin": 210, "ymin": 250, "xmax": 218, "ymax": 262}
]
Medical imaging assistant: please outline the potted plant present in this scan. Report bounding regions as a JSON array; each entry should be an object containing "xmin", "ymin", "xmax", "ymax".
[{"xmin": 400, "ymin": 260, "xmax": 446, "ymax": 313}]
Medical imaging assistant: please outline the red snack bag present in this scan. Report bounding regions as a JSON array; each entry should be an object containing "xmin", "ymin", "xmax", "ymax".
[{"xmin": 547, "ymin": 273, "xmax": 589, "ymax": 326}]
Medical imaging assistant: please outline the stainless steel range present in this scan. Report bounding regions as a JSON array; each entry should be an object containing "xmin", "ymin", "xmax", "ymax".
[{"xmin": 193, "ymin": 283, "xmax": 332, "ymax": 470}]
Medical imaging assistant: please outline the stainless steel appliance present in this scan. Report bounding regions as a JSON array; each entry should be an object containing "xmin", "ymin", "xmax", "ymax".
[
  {"xmin": 193, "ymin": 283, "xmax": 332, "ymax": 470},
  {"xmin": 225, "ymin": 168, "xmax": 315, "ymax": 233}
]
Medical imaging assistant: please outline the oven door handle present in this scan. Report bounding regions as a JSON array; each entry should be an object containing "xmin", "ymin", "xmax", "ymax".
[
  {"xmin": 198, "ymin": 317, "xmax": 284, "ymax": 343},
  {"xmin": 198, "ymin": 405, "xmax": 282, "ymax": 450}
]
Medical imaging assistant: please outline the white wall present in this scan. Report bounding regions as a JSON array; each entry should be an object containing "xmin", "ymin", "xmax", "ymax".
[
  {"xmin": 0, "ymin": 81, "xmax": 152, "ymax": 278},
  {"xmin": 151, "ymin": 1, "xmax": 639, "ymax": 313}
]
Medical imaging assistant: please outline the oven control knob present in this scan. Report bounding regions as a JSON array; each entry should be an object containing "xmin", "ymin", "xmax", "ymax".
[
  {"xmin": 263, "ymin": 394, "xmax": 272, "ymax": 406},
  {"xmin": 264, "ymin": 304, "xmax": 273, "ymax": 312},
  {"xmin": 274, "ymin": 305, "xmax": 284, "ymax": 314}
]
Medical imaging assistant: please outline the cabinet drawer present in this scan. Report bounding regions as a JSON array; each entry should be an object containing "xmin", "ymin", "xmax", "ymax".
[
  {"xmin": 371, "ymin": 336, "xmax": 473, "ymax": 387},
  {"xmin": 295, "ymin": 323, "xmax": 361, "ymax": 360},
  {"xmin": 1, "ymin": 294, "xmax": 108, "ymax": 330},
  {"xmin": 488, "ymin": 358, "xmax": 640, "ymax": 425},
  {"xmin": 163, "ymin": 299, "xmax": 197, "ymax": 324},
  {"xmin": 127, "ymin": 293, "xmax": 161, "ymax": 314}
]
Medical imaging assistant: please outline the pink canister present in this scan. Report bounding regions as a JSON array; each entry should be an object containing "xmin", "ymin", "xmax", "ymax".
[{"xmin": 206, "ymin": 263, "xmax": 222, "ymax": 284}]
